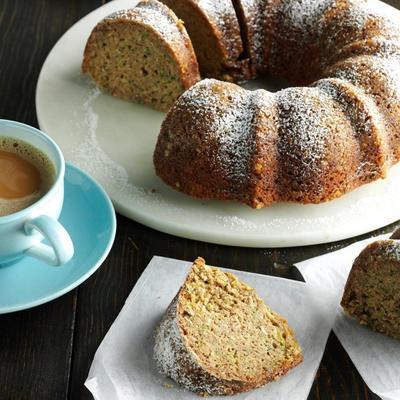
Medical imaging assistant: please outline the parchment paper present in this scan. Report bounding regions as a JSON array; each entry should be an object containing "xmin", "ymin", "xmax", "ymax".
[
  {"xmin": 296, "ymin": 233, "xmax": 400, "ymax": 400},
  {"xmin": 85, "ymin": 256, "xmax": 337, "ymax": 400}
]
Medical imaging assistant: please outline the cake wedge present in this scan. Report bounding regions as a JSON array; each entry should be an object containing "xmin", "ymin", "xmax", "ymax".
[
  {"xmin": 82, "ymin": 0, "xmax": 200, "ymax": 111},
  {"xmin": 154, "ymin": 257, "xmax": 303, "ymax": 396}
]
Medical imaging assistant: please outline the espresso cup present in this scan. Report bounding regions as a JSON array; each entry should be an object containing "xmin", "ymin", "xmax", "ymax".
[{"xmin": 0, "ymin": 120, "xmax": 74, "ymax": 266}]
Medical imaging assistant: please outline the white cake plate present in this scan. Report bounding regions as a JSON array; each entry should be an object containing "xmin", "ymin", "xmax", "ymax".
[{"xmin": 36, "ymin": 0, "xmax": 400, "ymax": 248}]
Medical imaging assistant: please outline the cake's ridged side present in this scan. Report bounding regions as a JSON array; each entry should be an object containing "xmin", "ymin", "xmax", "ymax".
[
  {"xmin": 82, "ymin": 0, "xmax": 200, "ymax": 111},
  {"xmin": 248, "ymin": 90, "xmax": 280, "ymax": 208},
  {"xmin": 330, "ymin": 37, "xmax": 400, "ymax": 64},
  {"xmin": 316, "ymin": 0, "xmax": 399, "ymax": 70},
  {"xmin": 341, "ymin": 240, "xmax": 400, "ymax": 339},
  {"xmin": 160, "ymin": 0, "xmax": 250, "ymax": 81},
  {"xmin": 316, "ymin": 77, "xmax": 389, "ymax": 184},
  {"xmin": 274, "ymin": 86, "xmax": 361, "ymax": 203},
  {"xmin": 154, "ymin": 79, "xmax": 257, "ymax": 206},
  {"xmin": 326, "ymin": 54, "xmax": 400, "ymax": 164}
]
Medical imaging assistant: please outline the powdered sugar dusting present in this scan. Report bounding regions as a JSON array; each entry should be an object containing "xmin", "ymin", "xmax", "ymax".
[
  {"xmin": 106, "ymin": 0, "xmax": 186, "ymax": 46},
  {"xmin": 329, "ymin": 54, "xmax": 400, "ymax": 101},
  {"xmin": 378, "ymin": 240, "xmax": 400, "ymax": 260},
  {"xmin": 196, "ymin": 0, "xmax": 243, "ymax": 57},
  {"xmin": 198, "ymin": 0, "xmax": 239, "ymax": 28},
  {"xmin": 154, "ymin": 297, "xmax": 224, "ymax": 395},
  {"xmin": 316, "ymin": 77, "xmax": 388, "ymax": 179},
  {"xmin": 306, "ymin": 0, "xmax": 389, "ymax": 38},
  {"xmin": 170, "ymin": 79, "xmax": 256, "ymax": 191},
  {"xmin": 363, "ymin": 0, "xmax": 400, "ymax": 32},
  {"xmin": 276, "ymin": 87, "xmax": 328, "ymax": 156},
  {"xmin": 275, "ymin": 87, "xmax": 332, "ymax": 188},
  {"xmin": 235, "ymin": 0, "xmax": 269, "ymax": 66},
  {"xmin": 279, "ymin": 0, "xmax": 333, "ymax": 31},
  {"xmin": 376, "ymin": 57, "xmax": 400, "ymax": 100},
  {"xmin": 264, "ymin": 0, "xmax": 400, "ymax": 80},
  {"xmin": 72, "ymin": 86, "xmax": 131, "ymax": 189}
]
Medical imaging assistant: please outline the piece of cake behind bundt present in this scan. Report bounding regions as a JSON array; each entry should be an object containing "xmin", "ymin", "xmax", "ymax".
[
  {"xmin": 154, "ymin": 257, "xmax": 303, "ymax": 396},
  {"xmin": 160, "ymin": 0, "xmax": 251, "ymax": 81},
  {"xmin": 82, "ymin": 0, "xmax": 200, "ymax": 112},
  {"xmin": 341, "ymin": 229, "xmax": 400, "ymax": 339}
]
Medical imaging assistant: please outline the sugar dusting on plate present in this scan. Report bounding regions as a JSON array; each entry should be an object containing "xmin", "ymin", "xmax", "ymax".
[
  {"xmin": 70, "ymin": 83, "xmax": 184, "ymax": 212},
  {"xmin": 71, "ymin": 85, "xmax": 130, "ymax": 187}
]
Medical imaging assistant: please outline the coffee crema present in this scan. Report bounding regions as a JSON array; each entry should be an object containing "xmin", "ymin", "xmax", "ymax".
[{"xmin": 0, "ymin": 137, "xmax": 56, "ymax": 216}]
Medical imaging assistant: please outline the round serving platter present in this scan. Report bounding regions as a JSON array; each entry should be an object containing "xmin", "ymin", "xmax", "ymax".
[{"xmin": 36, "ymin": 0, "xmax": 400, "ymax": 247}]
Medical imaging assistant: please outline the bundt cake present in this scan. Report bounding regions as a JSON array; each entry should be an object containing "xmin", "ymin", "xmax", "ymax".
[
  {"xmin": 154, "ymin": 257, "xmax": 303, "ymax": 396},
  {"xmin": 341, "ymin": 229, "xmax": 400, "ymax": 339},
  {"xmin": 154, "ymin": 0, "xmax": 400, "ymax": 207},
  {"xmin": 82, "ymin": 0, "xmax": 200, "ymax": 112},
  {"xmin": 160, "ymin": 0, "xmax": 251, "ymax": 81}
]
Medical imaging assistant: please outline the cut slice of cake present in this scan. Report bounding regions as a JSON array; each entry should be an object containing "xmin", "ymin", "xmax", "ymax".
[
  {"xmin": 82, "ymin": 0, "xmax": 200, "ymax": 112},
  {"xmin": 231, "ymin": 0, "xmax": 268, "ymax": 77},
  {"xmin": 160, "ymin": 0, "xmax": 250, "ymax": 82},
  {"xmin": 341, "ymin": 229, "xmax": 400, "ymax": 339},
  {"xmin": 154, "ymin": 257, "xmax": 303, "ymax": 396}
]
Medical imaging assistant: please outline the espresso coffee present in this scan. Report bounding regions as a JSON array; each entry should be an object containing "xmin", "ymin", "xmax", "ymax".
[{"xmin": 0, "ymin": 137, "xmax": 56, "ymax": 216}]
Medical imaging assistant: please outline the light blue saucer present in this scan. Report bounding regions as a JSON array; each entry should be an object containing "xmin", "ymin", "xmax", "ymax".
[{"xmin": 0, "ymin": 163, "xmax": 116, "ymax": 313}]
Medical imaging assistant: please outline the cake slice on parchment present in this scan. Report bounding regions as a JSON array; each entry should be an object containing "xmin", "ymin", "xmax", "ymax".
[
  {"xmin": 341, "ymin": 229, "xmax": 400, "ymax": 340},
  {"xmin": 82, "ymin": 0, "xmax": 200, "ymax": 112},
  {"xmin": 154, "ymin": 257, "xmax": 303, "ymax": 396}
]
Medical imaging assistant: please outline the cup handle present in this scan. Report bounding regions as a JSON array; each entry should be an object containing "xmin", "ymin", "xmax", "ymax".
[{"xmin": 24, "ymin": 215, "xmax": 74, "ymax": 266}]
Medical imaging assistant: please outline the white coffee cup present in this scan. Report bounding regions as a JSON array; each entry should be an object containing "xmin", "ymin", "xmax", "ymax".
[{"xmin": 0, "ymin": 120, "xmax": 74, "ymax": 266}]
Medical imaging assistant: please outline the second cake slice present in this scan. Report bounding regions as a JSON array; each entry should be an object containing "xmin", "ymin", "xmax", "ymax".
[
  {"xmin": 82, "ymin": 0, "xmax": 200, "ymax": 111},
  {"xmin": 154, "ymin": 257, "xmax": 303, "ymax": 396}
]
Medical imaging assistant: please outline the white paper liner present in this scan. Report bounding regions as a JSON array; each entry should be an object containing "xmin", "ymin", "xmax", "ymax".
[
  {"xmin": 85, "ymin": 256, "xmax": 337, "ymax": 400},
  {"xmin": 296, "ymin": 233, "xmax": 400, "ymax": 400}
]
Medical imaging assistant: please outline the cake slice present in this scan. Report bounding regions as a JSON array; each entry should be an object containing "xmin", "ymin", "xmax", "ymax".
[
  {"xmin": 341, "ymin": 229, "xmax": 400, "ymax": 339},
  {"xmin": 82, "ymin": 0, "xmax": 200, "ymax": 112},
  {"xmin": 160, "ymin": 0, "xmax": 250, "ymax": 81},
  {"xmin": 231, "ymin": 0, "xmax": 268, "ymax": 77},
  {"xmin": 154, "ymin": 257, "xmax": 303, "ymax": 396}
]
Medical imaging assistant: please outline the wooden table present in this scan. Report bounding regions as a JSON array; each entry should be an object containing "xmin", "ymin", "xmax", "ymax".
[{"xmin": 0, "ymin": 1, "xmax": 399, "ymax": 399}]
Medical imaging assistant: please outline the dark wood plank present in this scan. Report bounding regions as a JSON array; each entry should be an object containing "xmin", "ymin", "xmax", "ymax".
[
  {"xmin": 0, "ymin": 1, "xmax": 107, "ymax": 399},
  {"xmin": 0, "ymin": 297, "xmax": 76, "ymax": 400}
]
